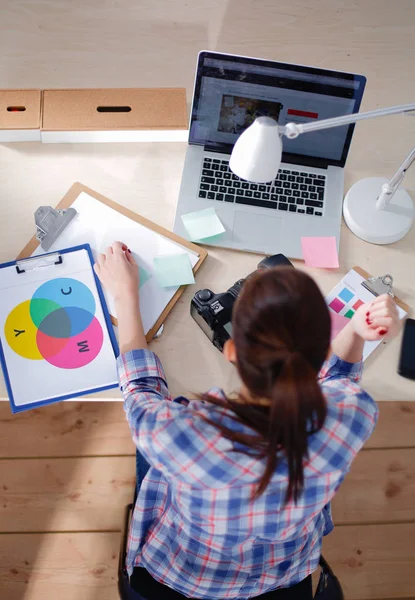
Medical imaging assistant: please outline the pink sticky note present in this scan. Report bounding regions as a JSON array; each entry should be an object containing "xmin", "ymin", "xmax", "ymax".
[
  {"xmin": 330, "ymin": 311, "xmax": 349, "ymax": 341},
  {"xmin": 301, "ymin": 236, "xmax": 339, "ymax": 269}
]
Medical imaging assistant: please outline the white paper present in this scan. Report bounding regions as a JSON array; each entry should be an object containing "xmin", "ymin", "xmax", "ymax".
[
  {"xmin": 326, "ymin": 269, "xmax": 407, "ymax": 361},
  {"xmin": 33, "ymin": 192, "xmax": 199, "ymax": 335},
  {"xmin": 0, "ymin": 248, "xmax": 118, "ymax": 407}
]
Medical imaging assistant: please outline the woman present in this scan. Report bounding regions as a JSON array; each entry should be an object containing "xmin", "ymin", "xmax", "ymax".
[{"xmin": 94, "ymin": 242, "xmax": 400, "ymax": 600}]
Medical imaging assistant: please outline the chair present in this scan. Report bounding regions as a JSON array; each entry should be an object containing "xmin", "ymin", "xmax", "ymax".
[
  {"xmin": 118, "ymin": 503, "xmax": 344, "ymax": 600},
  {"xmin": 118, "ymin": 503, "xmax": 148, "ymax": 600}
]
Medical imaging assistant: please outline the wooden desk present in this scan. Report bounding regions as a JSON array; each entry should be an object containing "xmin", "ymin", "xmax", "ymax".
[
  {"xmin": 1, "ymin": 1, "xmax": 414, "ymax": 403},
  {"xmin": 0, "ymin": 140, "xmax": 413, "ymax": 401}
]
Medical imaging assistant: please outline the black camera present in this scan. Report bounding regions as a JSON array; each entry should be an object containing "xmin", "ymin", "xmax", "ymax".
[{"xmin": 190, "ymin": 254, "xmax": 293, "ymax": 351}]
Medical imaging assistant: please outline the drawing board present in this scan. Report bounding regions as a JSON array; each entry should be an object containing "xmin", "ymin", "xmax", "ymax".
[{"xmin": 28, "ymin": 184, "xmax": 205, "ymax": 338}]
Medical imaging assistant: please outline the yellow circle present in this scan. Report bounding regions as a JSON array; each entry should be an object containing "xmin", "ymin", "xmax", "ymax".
[{"xmin": 4, "ymin": 300, "xmax": 43, "ymax": 360}]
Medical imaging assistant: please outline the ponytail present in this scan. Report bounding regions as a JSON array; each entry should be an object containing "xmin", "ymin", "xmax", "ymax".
[
  {"xmin": 256, "ymin": 352, "xmax": 327, "ymax": 503},
  {"xmin": 200, "ymin": 351, "xmax": 327, "ymax": 504},
  {"xmin": 200, "ymin": 267, "xmax": 331, "ymax": 504}
]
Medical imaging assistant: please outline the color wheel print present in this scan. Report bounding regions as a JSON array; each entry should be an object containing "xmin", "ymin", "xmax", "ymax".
[{"xmin": 4, "ymin": 278, "xmax": 103, "ymax": 369}]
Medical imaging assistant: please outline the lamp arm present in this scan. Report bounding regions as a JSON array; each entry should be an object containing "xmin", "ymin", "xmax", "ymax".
[
  {"xmin": 280, "ymin": 103, "xmax": 415, "ymax": 139},
  {"xmin": 376, "ymin": 146, "xmax": 415, "ymax": 210}
]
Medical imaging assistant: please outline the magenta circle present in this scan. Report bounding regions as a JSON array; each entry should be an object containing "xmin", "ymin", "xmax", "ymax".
[{"xmin": 43, "ymin": 317, "xmax": 103, "ymax": 369}]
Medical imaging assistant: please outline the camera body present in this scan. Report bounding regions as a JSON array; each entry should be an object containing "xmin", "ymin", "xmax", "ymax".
[{"xmin": 190, "ymin": 254, "xmax": 293, "ymax": 351}]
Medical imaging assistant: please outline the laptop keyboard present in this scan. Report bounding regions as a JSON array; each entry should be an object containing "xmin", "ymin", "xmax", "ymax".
[{"xmin": 198, "ymin": 157, "xmax": 326, "ymax": 217}]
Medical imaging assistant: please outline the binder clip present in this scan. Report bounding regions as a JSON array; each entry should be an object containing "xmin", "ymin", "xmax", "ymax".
[
  {"xmin": 35, "ymin": 206, "xmax": 77, "ymax": 251},
  {"xmin": 362, "ymin": 273, "xmax": 394, "ymax": 298},
  {"xmin": 16, "ymin": 252, "xmax": 63, "ymax": 274}
]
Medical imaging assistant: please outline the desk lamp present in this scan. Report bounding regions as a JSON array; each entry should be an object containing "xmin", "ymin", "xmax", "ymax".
[{"xmin": 229, "ymin": 104, "xmax": 415, "ymax": 244}]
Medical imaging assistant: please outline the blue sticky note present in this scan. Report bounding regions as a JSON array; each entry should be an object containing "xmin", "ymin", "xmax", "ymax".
[
  {"xmin": 338, "ymin": 287, "xmax": 354, "ymax": 303},
  {"xmin": 181, "ymin": 207, "xmax": 225, "ymax": 242},
  {"xmin": 153, "ymin": 253, "xmax": 195, "ymax": 288},
  {"xmin": 139, "ymin": 266, "xmax": 151, "ymax": 289}
]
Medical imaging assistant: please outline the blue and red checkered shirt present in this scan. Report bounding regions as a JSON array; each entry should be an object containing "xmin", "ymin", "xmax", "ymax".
[{"xmin": 118, "ymin": 350, "xmax": 377, "ymax": 599}]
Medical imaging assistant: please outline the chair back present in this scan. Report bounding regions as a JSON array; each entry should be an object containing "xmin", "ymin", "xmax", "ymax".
[{"xmin": 314, "ymin": 555, "xmax": 344, "ymax": 600}]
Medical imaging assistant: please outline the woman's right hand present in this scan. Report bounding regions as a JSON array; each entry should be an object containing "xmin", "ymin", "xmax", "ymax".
[
  {"xmin": 351, "ymin": 294, "xmax": 401, "ymax": 342},
  {"xmin": 93, "ymin": 241, "xmax": 139, "ymax": 304}
]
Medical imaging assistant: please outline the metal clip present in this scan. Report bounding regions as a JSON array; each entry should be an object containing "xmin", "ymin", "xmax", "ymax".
[
  {"xmin": 35, "ymin": 206, "xmax": 77, "ymax": 251},
  {"xmin": 16, "ymin": 252, "xmax": 63, "ymax": 274},
  {"xmin": 361, "ymin": 273, "xmax": 394, "ymax": 298}
]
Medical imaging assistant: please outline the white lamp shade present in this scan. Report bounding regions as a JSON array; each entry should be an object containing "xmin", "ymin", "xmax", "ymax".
[{"xmin": 229, "ymin": 117, "xmax": 283, "ymax": 183}]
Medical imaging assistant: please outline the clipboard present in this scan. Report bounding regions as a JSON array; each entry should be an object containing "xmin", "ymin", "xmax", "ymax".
[
  {"xmin": 353, "ymin": 267, "xmax": 409, "ymax": 313},
  {"xmin": 326, "ymin": 265, "xmax": 410, "ymax": 361},
  {"xmin": 0, "ymin": 244, "xmax": 119, "ymax": 413},
  {"xmin": 18, "ymin": 183, "xmax": 208, "ymax": 341}
]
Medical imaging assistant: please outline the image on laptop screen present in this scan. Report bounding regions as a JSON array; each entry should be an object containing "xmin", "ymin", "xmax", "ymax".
[{"xmin": 190, "ymin": 53, "xmax": 366, "ymax": 167}]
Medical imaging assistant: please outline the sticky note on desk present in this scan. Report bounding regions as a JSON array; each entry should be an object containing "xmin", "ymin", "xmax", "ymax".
[
  {"xmin": 301, "ymin": 236, "xmax": 339, "ymax": 269},
  {"xmin": 153, "ymin": 253, "xmax": 195, "ymax": 288},
  {"xmin": 181, "ymin": 207, "xmax": 225, "ymax": 241}
]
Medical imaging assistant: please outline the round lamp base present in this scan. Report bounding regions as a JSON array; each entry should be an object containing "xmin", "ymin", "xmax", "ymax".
[{"xmin": 343, "ymin": 177, "xmax": 414, "ymax": 244}]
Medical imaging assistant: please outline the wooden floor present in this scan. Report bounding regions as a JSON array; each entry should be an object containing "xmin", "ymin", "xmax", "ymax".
[{"xmin": 1, "ymin": 400, "xmax": 414, "ymax": 600}]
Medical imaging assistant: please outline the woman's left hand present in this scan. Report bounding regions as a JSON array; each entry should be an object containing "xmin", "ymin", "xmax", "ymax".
[{"xmin": 351, "ymin": 293, "xmax": 401, "ymax": 342}]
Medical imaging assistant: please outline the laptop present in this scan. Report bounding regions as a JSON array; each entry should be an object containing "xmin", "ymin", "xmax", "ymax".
[{"xmin": 173, "ymin": 51, "xmax": 366, "ymax": 258}]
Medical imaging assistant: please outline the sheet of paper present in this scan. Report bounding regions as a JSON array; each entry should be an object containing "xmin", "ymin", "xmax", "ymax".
[
  {"xmin": 154, "ymin": 253, "xmax": 195, "ymax": 288},
  {"xmin": 181, "ymin": 207, "xmax": 225, "ymax": 242},
  {"xmin": 33, "ymin": 192, "xmax": 200, "ymax": 335},
  {"xmin": 301, "ymin": 236, "xmax": 339, "ymax": 269}
]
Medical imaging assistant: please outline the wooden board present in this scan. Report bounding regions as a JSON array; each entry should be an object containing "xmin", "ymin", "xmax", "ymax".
[
  {"xmin": 0, "ymin": 457, "xmax": 135, "ymax": 532},
  {"xmin": 1, "ymin": 451, "xmax": 413, "ymax": 533},
  {"xmin": 0, "ymin": 532, "xmax": 120, "ymax": 600},
  {"xmin": 332, "ymin": 449, "xmax": 415, "ymax": 524},
  {"xmin": 1, "ymin": 526, "xmax": 414, "ymax": 600},
  {"xmin": 17, "ymin": 182, "xmax": 208, "ymax": 341},
  {"xmin": 365, "ymin": 402, "xmax": 415, "ymax": 449},
  {"xmin": 323, "ymin": 523, "xmax": 415, "ymax": 599},
  {"xmin": 0, "ymin": 401, "xmax": 134, "ymax": 458},
  {"xmin": 1, "ymin": 400, "xmax": 413, "ymax": 459}
]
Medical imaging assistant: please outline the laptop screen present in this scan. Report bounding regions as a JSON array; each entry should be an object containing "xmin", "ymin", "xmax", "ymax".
[{"xmin": 189, "ymin": 52, "xmax": 366, "ymax": 168}]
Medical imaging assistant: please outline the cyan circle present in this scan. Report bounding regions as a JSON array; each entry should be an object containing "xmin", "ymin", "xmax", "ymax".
[{"xmin": 32, "ymin": 278, "xmax": 96, "ymax": 315}]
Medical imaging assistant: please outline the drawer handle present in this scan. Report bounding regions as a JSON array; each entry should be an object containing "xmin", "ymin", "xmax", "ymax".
[
  {"xmin": 96, "ymin": 106, "xmax": 132, "ymax": 113},
  {"xmin": 7, "ymin": 106, "xmax": 26, "ymax": 112}
]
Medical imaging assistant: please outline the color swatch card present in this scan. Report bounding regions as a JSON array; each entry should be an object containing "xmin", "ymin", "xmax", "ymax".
[
  {"xmin": 0, "ymin": 245, "xmax": 119, "ymax": 412},
  {"xmin": 326, "ymin": 268, "xmax": 407, "ymax": 361}
]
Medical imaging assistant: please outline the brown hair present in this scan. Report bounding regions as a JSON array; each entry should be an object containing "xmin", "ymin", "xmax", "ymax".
[{"xmin": 202, "ymin": 267, "xmax": 331, "ymax": 503}]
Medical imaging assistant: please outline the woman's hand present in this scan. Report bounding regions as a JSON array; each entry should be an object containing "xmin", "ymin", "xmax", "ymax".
[
  {"xmin": 351, "ymin": 294, "xmax": 401, "ymax": 342},
  {"xmin": 94, "ymin": 242, "xmax": 147, "ymax": 352},
  {"xmin": 93, "ymin": 241, "xmax": 139, "ymax": 304}
]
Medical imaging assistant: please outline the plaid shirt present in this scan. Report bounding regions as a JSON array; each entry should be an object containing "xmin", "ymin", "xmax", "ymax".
[{"xmin": 118, "ymin": 350, "xmax": 378, "ymax": 599}]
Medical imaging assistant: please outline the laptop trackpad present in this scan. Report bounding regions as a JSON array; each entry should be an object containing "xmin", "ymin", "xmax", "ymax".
[{"xmin": 232, "ymin": 211, "xmax": 283, "ymax": 254}]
